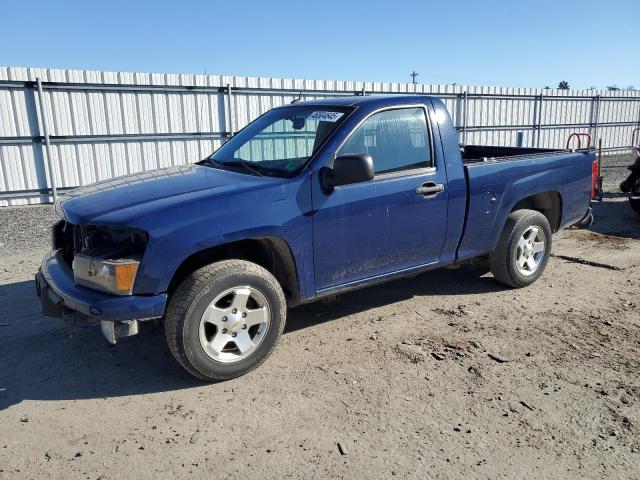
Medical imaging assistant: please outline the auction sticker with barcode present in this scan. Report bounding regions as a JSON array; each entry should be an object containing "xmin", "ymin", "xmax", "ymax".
[{"xmin": 307, "ymin": 111, "xmax": 344, "ymax": 122}]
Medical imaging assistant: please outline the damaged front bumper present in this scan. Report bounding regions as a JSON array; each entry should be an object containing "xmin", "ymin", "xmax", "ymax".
[{"xmin": 35, "ymin": 250, "xmax": 167, "ymax": 343}]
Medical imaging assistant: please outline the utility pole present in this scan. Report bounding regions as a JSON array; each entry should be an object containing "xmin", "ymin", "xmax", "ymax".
[{"xmin": 410, "ymin": 71, "xmax": 419, "ymax": 84}]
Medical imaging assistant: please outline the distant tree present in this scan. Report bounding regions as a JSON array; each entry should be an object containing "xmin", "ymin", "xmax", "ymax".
[
  {"xmin": 606, "ymin": 85, "xmax": 620, "ymax": 91},
  {"xmin": 544, "ymin": 86, "xmax": 551, "ymax": 89},
  {"xmin": 558, "ymin": 81, "xmax": 570, "ymax": 90},
  {"xmin": 626, "ymin": 85, "xmax": 636, "ymax": 91}
]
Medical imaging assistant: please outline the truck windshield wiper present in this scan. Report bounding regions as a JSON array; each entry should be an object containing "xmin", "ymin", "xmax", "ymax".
[{"xmin": 217, "ymin": 159, "xmax": 265, "ymax": 177}]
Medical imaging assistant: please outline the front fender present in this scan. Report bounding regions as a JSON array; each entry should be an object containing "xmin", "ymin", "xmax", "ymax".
[{"xmin": 132, "ymin": 175, "xmax": 314, "ymax": 297}]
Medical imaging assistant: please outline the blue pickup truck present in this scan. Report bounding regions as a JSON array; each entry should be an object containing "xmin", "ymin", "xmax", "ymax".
[{"xmin": 36, "ymin": 95, "xmax": 597, "ymax": 380}]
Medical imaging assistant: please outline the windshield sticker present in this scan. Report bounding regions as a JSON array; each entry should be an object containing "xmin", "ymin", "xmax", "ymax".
[{"xmin": 307, "ymin": 111, "xmax": 344, "ymax": 122}]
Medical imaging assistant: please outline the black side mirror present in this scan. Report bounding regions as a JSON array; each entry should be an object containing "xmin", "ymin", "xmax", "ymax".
[{"xmin": 323, "ymin": 153, "xmax": 374, "ymax": 188}]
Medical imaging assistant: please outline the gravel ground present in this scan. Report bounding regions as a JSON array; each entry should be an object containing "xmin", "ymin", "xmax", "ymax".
[
  {"xmin": 0, "ymin": 205, "xmax": 55, "ymax": 254},
  {"xmin": 601, "ymin": 152, "xmax": 635, "ymax": 192},
  {"xmin": 0, "ymin": 154, "xmax": 639, "ymax": 479}
]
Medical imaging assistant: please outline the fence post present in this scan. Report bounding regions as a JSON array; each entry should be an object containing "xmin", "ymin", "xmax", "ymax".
[
  {"xmin": 634, "ymin": 98, "xmax": 640, "ymax": 145},
  {"xmin": 455, "ymin": 93, "xmax": 462, "ymax": 143},
  {"xmin": 531, "ymin": 94, "xmax": 538, "ymax": 147},
  {"xmin": 536, "ymin": 93, "xmax": 544, "ymax": 147},
  {"xmin": 588, "ymin": 95, "xmax": 595, "ymax": 139},
  {"xmin": 462, "ymin": 91, "xmax": 468, "ymax": 144},
  {"xmin": 225, "ymin": 83, "xmax": 235, "ymax": 137},
  {"xmin": 591, "ymin": 95, "xmax": 600, "ymax": 145},
  {"xmin": 35, "ymin": 78, "xmax": 57, "ymax": 203}
]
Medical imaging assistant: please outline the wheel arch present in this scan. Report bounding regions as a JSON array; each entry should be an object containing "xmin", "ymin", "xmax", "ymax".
[
  {"xmin": 510, "ymin": 191, "xmax": 562, "ymax": 232},
  {"xmin": 167, "ymin": 236, "xmax": 301, "ymax": 305}
]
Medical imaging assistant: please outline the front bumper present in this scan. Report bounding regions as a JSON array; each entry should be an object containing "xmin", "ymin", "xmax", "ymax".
[{"xmin": 36, "ymin": 249, "xmax": 167, "ymax": 322}]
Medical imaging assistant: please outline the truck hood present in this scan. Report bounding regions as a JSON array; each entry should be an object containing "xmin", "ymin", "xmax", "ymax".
[{"xmin": 56, "ymin": 164, "xmax": 272, "ymax": 225}]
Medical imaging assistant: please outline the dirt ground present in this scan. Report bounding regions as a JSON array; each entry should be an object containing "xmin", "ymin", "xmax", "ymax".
[{"xmin": 0, "ymin": 155, "xmax": 639, "ymax": 479}]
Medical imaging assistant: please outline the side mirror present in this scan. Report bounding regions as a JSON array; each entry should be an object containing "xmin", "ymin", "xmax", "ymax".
[{"xmin": 323, "ymin": 153, "xmax": 374, "ymax": 188}]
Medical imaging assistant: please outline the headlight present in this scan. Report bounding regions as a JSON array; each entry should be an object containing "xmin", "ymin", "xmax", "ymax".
[
  {"xmin": 73, "ymin": 254, "xmax": 140, "ymax": 295},
  {"xmin": 71, "ymin": 226, "xmax": 147, "ymax": 295}
]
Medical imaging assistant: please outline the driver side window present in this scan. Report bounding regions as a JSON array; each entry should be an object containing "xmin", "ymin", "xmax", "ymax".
[{"xmin": 338, "ymin": 107, "xmax": 431, "ymax": 174}]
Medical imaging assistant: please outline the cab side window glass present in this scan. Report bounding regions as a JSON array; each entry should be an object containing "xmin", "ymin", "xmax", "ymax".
[{"xmin": 338, "ymin": 108, "xmax": 431, "ymax": 174}]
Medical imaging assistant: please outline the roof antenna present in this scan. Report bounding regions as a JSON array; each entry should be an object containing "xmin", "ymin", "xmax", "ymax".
[{"xmin": 291, "ymin": 91, "xmax": 302, "ymax": 103}]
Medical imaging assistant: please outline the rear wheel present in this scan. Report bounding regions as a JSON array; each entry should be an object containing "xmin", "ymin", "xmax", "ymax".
[
  {"xmin": 164, "ymin": 260, "xmax": 286, "ymax": 381},
  {"xmin": 490, "ymin": 209, "xmax": 552, "ymax": 288}
]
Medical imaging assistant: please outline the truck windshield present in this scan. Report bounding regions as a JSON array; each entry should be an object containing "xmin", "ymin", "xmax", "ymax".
[{"xmin": 207, "ymin": 105, "xmax": 352, "ymax": 177}]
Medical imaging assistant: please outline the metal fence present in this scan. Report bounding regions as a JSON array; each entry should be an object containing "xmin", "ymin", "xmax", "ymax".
[{"xmin": 1, "ymin": 66, "xmax": 639, "ymax": 206}]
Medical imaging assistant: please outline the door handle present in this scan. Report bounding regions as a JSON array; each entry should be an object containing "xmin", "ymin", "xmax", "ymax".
[{"xmin": 416, "ymin": 182, "xmax": 445, "ymax": 197}]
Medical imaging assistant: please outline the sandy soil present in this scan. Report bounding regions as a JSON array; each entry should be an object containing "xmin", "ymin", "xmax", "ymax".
[{"xmin": 1, "ymin": 157, "xmax": 639, "ymax": 479}]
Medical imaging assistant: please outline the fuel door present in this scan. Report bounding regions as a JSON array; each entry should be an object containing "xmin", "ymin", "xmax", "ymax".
[{"xmin": 481, "ymin": 191, "xmax": 498, "ymax": 213}]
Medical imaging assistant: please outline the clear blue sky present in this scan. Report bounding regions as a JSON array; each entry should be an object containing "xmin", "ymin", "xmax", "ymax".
[{"xmin": 0, "ymin": 0, "xmax": 637, "ymax": 89}]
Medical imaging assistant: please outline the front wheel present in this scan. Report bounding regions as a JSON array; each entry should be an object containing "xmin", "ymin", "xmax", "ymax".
[
  {"xmin": 164, "ymin": 260, "xmax": 286, "ymax": 381},
  {"xmin": 490, "ymin": 209, "xmax": 552, "ymax": 288}
]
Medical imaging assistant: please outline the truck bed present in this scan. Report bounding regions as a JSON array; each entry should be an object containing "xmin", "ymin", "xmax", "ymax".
[
  {"xmin": 461, "ymin": 144, "xmax": 563, "ymax": 164},
  {"xmin": 456, "ymin": 148, "xmax": 596, "ymax": 261}
]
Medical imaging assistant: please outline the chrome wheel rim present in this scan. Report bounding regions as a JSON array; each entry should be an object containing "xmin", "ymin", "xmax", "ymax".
[
  {"xmin": 198, "ymin": 286, "xmax": 271, "ymax": 364},
  {"xmin": 515, "ymin": 226, "xmax": 546, "ymax": 276}
]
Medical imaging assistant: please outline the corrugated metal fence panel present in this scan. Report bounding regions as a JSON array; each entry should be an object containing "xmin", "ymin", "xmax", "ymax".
[{"xmin": 1, "ymin": 66, "xmax": 640, "ymax": 206}]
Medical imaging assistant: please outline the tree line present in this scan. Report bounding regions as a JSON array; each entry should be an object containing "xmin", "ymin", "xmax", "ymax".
[{"xmin": 550, "ymin": 81, "xmax": 636, "ymax": 91}]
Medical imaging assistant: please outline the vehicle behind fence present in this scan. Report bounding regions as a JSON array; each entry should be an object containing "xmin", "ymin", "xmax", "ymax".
[{"xmin": 1, "ymin": 66, "xmax": 639, "ymax": 206}]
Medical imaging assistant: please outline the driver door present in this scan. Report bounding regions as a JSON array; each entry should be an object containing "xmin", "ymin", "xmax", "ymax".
[{"xmin": 311, "ymin": 106, "xmax": 448, "ymax": 292}]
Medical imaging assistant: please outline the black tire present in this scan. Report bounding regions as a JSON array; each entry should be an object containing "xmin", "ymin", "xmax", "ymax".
[
  {"xmin": 164, "ymin": 260, "xmax": 286, "ymax": 381},
  {"xmin": 620, "ymin": 180, "xmax": 631, "ymax": 193},
  {"xmin": 489, "ymin": 209, "xmax": 552, "ymax": 288}
]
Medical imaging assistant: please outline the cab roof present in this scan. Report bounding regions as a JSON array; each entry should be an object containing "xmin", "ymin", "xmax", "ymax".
[{"xmin": 277, "ymin": 94, "xmax": 436, "ymax": 109}]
